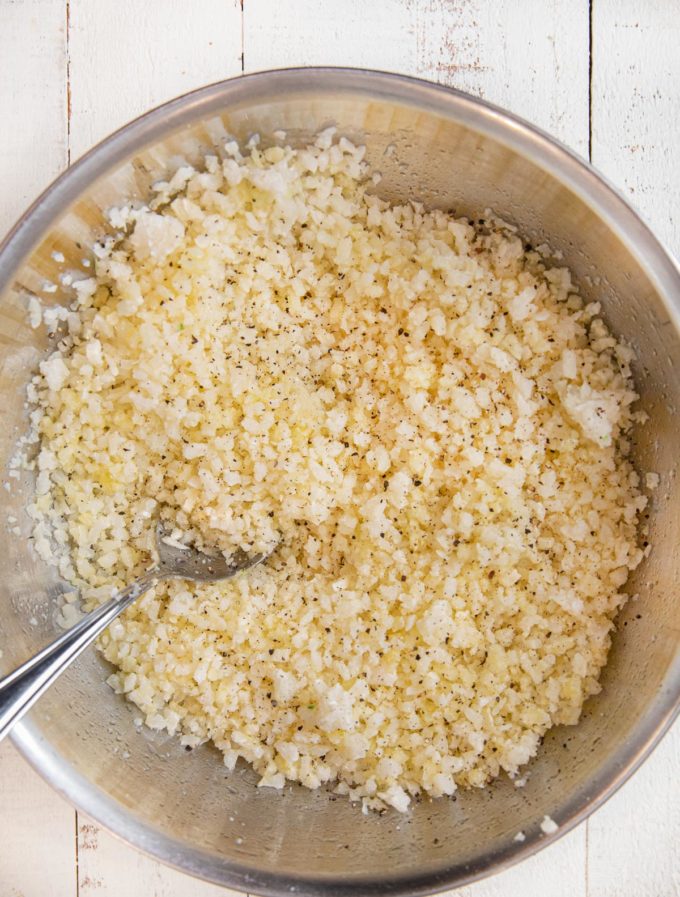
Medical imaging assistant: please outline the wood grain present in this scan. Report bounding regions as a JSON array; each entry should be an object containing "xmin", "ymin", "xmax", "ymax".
[
  {"xmin": 59, "ymin": 3, "xmax": 244, "ymax": 892},
  {"xmin": 460, "ymin": 827, "xmax": 586, "ymax": 897},
  {"xmin": 589, "ymin": 3, "xmax": 680, "ymax": 893},
  {"xmin": 592, "ymin": 0, "xmax": 680, "ymax": 252},
  {"xmin": 0, "ymin": 1, "xmax": 678, "ymax": 895},
  {"xmin": 586, "ymin": 729, "xmax": 680, "ymax": 897},
  {"xmin": 0, "ymin": 742, "xmax": 76, "ymax": 897},
  {"xmin": 77, "ymin": 815, "xmax": 236, "ymax": 897},
  {"xmin": 244, "ymin": 0, "xmax": 423, "ymax": 78},
  {"xmin": 0, "ymin": 0, "xmax": 68, "ymax": 238},
  {"xmin": 67, "ymin": 0, "xmax": 243, "ymax": 162},
  {"xmin": 244, "ymin": 7, "xmax": 590, "ymax": 890},
  {"xmin": 244, "ymin": 0, "xmax": 589, "ymax": 154},
  {"xmin": 410, "ymin": 0, "xmax": 590, "ymax": 155},
  {"xmin": 0, "ymin": 7, "xmax": 74, "ymax": 893}
]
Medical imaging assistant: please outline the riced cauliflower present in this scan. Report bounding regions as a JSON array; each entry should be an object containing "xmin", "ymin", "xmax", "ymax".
[{"xmin": 25, "ymin": 129, "xmax": 649, "ymax": 812}]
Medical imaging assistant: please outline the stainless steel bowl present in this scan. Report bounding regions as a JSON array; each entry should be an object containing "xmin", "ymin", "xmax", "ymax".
[{"xmin": 1, "ymin": 68, "xmax": 678, "ymax": 896}]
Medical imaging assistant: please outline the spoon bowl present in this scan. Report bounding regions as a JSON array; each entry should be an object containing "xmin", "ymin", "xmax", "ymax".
[{"xmin": 155, "ymin": 524, "xmax": 266, "ymax": 582}]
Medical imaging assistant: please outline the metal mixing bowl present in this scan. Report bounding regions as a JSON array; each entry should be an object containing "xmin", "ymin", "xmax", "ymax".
[{"xmin": 1, "ymin": 68, "xmax": 678, "ymax": 896}]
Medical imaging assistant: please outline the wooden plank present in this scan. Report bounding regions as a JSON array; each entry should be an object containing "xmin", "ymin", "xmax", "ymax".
[
  {"xmin": 244, "ymin": 4, "xmax": 589, "ymax": 894},
  {"xmin": 0, "ymin": 7, "xmax": 74, "ymax": 894},
  {"xmin": 0, "ymin": 742, "xmax": 77, "ymax": 897},
  {"xmin": 592, "ymin": 0, "xmax": 680, "ymax": 252},
  {"xmin": 67, "ymin": 0, "xmax": 243, "ymax": 162},
  {"xmin": 460, "ymin": 827, "xmax": 586, "ymax": 897},
  {"xmin": 0, "ymin": 0, "xmax": 68, "ymax": 238},
  {"xmin": 67, "ymin": 5, "xmax": 244, "ymax": 891},
  {"xmin": 411, "ymin": 0, "xmax": 590, "ymax": 156},
  {"xmin": 9, "ymin": 3, "xmax": 680, "ymax": 895},
  {"xmin": 77, "ymin": 816, "xmax": 236, "ymax": 897},
  {"xmin": 243, "ymin": 0, "xmax": 590, "ymax": 155},
  {"xmin": 244, "ymin": 0, "xmax": 422, "ymax": 79},
  {"xmin": 586, "ymin": 728, "xmax": 680, "ymax": 897},
  {"xmin": 589, "ymin": 4, "xmax": 680, "ymax": 894}
]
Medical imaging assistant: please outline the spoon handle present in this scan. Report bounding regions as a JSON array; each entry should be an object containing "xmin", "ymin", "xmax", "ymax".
[{"xmin": 0, "ymin": 571, "xmax": 159, "ymax": 742}]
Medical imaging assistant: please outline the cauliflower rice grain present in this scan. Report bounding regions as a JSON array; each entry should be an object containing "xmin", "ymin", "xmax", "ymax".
[{"xmin": 27, "ymin": 132, "xmax": 647, "ymax": 811}]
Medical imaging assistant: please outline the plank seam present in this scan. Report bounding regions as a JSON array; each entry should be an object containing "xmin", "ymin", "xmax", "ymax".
[
  {"xmin": 240, "ymin": 0, "xmax": 245, "ymax": 72},
  {"xmin": 75, "ymin": 811, "xmax": 80, "ymax": 897},
  {"xmin": 588, "ymin": 0, "xmax": 593, "ymax": 160},
  {"xmin": 66, "ymin": 0, "xmax": 72, "ymax": 166}
]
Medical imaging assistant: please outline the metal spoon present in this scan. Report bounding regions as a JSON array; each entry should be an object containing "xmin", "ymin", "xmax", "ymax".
[{"xmin": 0, "ymin": 524, "xmax": 268, "ymax": 741}]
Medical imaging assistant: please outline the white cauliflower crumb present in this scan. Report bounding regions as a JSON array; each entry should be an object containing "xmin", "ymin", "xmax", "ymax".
[
  {"xmin": 27, "ymin": 296, "xmax": 43, "ymax": 328},
  {"xmin": 561, "ymin": 383, "xmax": 622, "ymax": 445},
  {"xmin": 84, "ymin": 339, "xmax": 103, "ymax": 366},
  {"xmin": 56, "ymin": 602, "xmax": 83, "ymax": 630},
  {"xmin": 540, "ymin": 815, "xmax": 559, "ymax": 835},
  {"xmin": 39, "ymin": 355, "xmax": 69, "ymax": 391},
  {"xmin": 128, "ymin": 210, "xmax": 185, "ymax": 261},
  {"xmin": 316, "ymin": 684, "xmax": 356, "ymax": 733},
  {"xmin": 25, "ymin": 132, "xmax": 648, "ymax": 813}
]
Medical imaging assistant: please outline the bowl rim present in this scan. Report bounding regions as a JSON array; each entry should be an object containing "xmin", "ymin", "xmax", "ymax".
[{"xmin": 3, "ymin": 66, "xmax": 680, "ymax": 897}]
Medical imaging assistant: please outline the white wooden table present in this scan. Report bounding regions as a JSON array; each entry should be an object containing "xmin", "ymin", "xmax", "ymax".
[{"xmin": 1, "ymin": 2, "xmax": 678, "ymax": 895}]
